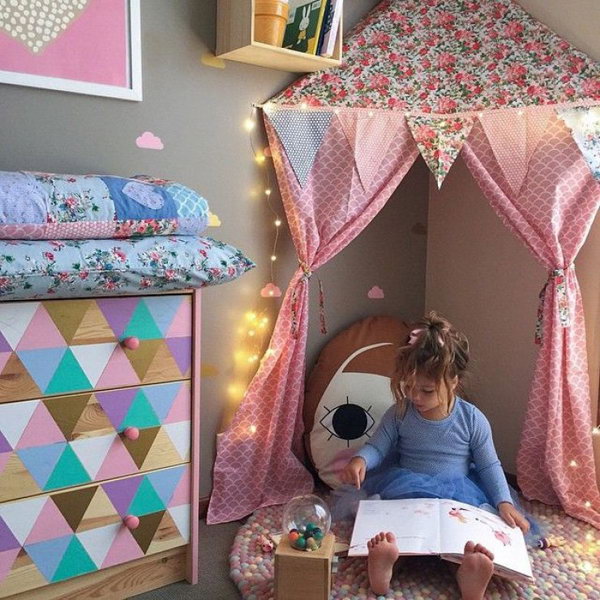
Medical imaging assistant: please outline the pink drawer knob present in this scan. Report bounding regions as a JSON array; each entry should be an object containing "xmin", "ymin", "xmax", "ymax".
[
  {"xmin": 123, "ymin": 427, "xmax": 140, "ymax": 441},
  {"xmin": 124, "ymin": 515, "xmax": 140, "ymax": 530},
  {"xmin": 122, "ymin": 336, "xmax": 140, "ymax": 350}
]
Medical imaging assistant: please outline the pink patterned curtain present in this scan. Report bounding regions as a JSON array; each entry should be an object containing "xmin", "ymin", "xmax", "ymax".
[
  {"xmin": 462, "ymin": 113, "xmax": 600, "ymax": 528},
  {"xmin": 207, "ymin": 112, "xmax": 419, "ymax": 523}
]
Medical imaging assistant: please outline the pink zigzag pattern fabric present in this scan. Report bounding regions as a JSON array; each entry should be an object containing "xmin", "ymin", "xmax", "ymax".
[
  {"xmin": 462, "ymin": 113, "xmax": 600, "ymax": 528},
  {"xmin": 207, "ymin": 113, "xmax": 419, "ymax": 523}
]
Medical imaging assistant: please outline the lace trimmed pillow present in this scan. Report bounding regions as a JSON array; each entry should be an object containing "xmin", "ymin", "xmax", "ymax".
[{"xmin": 0, "ymin": 171, "xmax": 210, "ymax": 239}]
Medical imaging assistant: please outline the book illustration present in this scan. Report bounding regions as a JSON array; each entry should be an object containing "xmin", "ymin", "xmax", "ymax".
[
  {"xmin": 283, "ymin": 1, "xmax": 323, "ymax": 54},
  {"xmin": 447, "ymin": 505, "xmax": 512, "ymax": 546}
]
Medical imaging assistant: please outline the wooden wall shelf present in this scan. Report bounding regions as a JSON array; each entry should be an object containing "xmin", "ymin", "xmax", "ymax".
[{"xmin": 216, "ymin": 0, "xmax": 342, "ymax": 73}]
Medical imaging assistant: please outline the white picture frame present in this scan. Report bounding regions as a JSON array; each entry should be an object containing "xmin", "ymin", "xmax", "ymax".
[{"xmin": 0, "ymin": 0, "xmax": 142, "ymax": 101}]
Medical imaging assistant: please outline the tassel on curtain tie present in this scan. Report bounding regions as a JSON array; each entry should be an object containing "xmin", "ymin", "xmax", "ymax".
[
  {"xmin": 290, "ymin": 262, "xmax": 328, "ymax": 337},
  {"xmin": 299, "ymin": 262, "xmax": 312, "ymax": 280},
  {"xmin": 535, "ymin": 264, "xmax": 574, "ymax": 344}
]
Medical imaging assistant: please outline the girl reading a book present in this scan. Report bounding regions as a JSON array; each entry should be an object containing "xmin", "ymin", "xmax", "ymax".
[{"xmin": 340, "ymin": 311, "xmax": 530, "ymax": 599}]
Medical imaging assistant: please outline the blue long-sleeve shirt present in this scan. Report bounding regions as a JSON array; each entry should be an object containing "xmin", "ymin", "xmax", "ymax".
[{"xmin": 354, "ymin": 397, "xmax": 512, "ymax": 508}]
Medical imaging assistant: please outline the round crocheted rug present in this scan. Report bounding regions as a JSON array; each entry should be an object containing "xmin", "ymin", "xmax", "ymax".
[{"xmin": 230, "ymin": 500, "xmax": 599, "ymax": 600}]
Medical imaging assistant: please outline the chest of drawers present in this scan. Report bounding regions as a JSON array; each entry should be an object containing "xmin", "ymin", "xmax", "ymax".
[{"xmin": 0, "ymin": 292, "xmax": 200, "ymax": 599}]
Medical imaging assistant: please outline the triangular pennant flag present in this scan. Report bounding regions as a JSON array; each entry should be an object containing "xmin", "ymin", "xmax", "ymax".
[
  {"xmin": 406, "ymin": 114, "xmax": 474, "ymax": 188},
  {"xmin": 24, "ymin": 534, "xmax": 72, "ymax": 581},
  {"xmin": 71, "ymin": 301, "xmax": 116, "ymax": 345},
  {"xmin": 143, "ymin": 296, "xmax": 184, "ymax": 337},
  {"xmin": 52, "ymin": 486, "xmax": 98, "ymax": 532},
  {"xmin": 0, "ymin": 495, "xmax": 46, "ymax": 545},
  {"xmin": 167, "ymin": 504, "xmax": 190, "ymax": 542},
  {"xmin": 17, "ymin": 347, "xmax": 67, "ymax": 393},
  {"xmin": 44, "ymin": 300, "xmax": 91, "ymax": 345},
  {"xmin": 146, "ymin": 466, "xmax": 186, "ymax": 508},
  {"xmin": 17, "ymin": 305, "xmax": 66, "ymax": 350},
  {"xmin": 165, "ymin": 337, "xmax": 191, "ymax": 376},
  {"xmin": 44, "ymin": 393, "xmax": 91, "ymax": 439},
  {"xmin": 147, "ymin": 510, "xmax": 185, "ymax": 554},
  {"xmin": 76, "ymin": 523, "xmax": 120, "ymax": 568},
  {"xmin": 44, "ymin": 444, "xmax": 91, "ymax": 490},
  {"xmin": 96, "ymin": 345, "xmax": 140, "ymax": 389},
  {"xmin": 16, "ymin": 443, "xmax": 66, "ymax": 489},
  {"xmin": 95, "ymin": 437, "xmax": 138, "ymax": 481},
  {"xmin": 101, "ymin": 527, "xmax": 143, "ymax": 569},
  {"xmin": 70, "ymin": 343, "xmax": 117, "ymax": 388},
  {"xmin": 337, "ymin": 112, "xmax": 403, "ymax": 190},
  {"xmin": 557, "ymin": 105, "xmax": 600, "ymax": 180},
  {"xmin": 121, "ymin": 391, "xmax": 161, "ymax": 430},
  {"xmin": 45, "ymin": 348, "xmax": 91, "ymax": 395},
  {"xmin": 124, "ymin": 302, "xmax": 163, "ymax": 340},
  {"xmin": 70, "ymin": 435, "xmax": 116, "ymax": 480},
  {"xmin": 97, "ymin": 297, "xmax": 139, "ymax": 339},
  {"xmin": 0, "ymin": 400, "xmax": 38, "ymax": 448},
  {"xmin": 165, "ymin": 298, "xmax": 192, "ymax": 338},
  {"xmin": 163, "ymin": 422, "xmax": 191, "ymax": 461},
  {"xmin": 76, "ymin": 487, "xmax": 122, "ymax": 533},
  {"xmin": 122, "ymin": 426, "xmax": 161, "ymax": 470},
  {"xmin": 265, "ymin": 108, "xmax": 333, "ymax": 187},
  {"xmin": 16, "ymin": 403, "xmax": 65, "ymax": 449},
  {"xmin": 130, "ymin": 510, "xmax": 165, "ymax": 554},
  {"xmin": 143, "ymin": 382, "xmax": 181, "ymax": 422},
  {"xmin": 480, "ymin": 107, "xmax": 553, "ymax": 195},
  {"xmin": 25, "ymin": 498, "xmax": 73, "ymax": 545},
  {"xmin": 128, "ymin": 478, "xmax": 166, "ymax": 516},
  {"xmin": 51, "ymin": 535, "xmax": 96, "ymax": 582},
  {"xmin": 0, "ymin": 302, "xmax": 38, "ymax": 349},
  {"xmin": 0, "ymin": 353, "xmax": 42, "ymax": 400}
]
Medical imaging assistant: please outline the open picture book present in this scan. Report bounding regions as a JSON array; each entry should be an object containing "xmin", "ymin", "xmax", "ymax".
[{"xmin": 348, "ymin": 499, "xmax": 534, "ymax": 583}]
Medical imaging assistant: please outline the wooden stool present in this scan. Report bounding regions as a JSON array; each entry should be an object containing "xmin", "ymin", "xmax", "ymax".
[{"xmin": 274, "ymin": 533, "xmax": 335, "ymax": 600}]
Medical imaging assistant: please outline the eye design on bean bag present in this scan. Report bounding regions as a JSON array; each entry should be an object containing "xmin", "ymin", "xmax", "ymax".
[
  {"xmin": 319, "ymin": 395, "xmax": 376, "ymax": 446},
  {"xmin": 304, "ymin": 316, "xmax": 409, "ymax": 488}
]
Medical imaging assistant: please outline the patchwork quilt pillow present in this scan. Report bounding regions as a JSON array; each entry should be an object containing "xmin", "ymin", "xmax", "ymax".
[
  {"xmin": 0, "ymin": 171, "xmax": 210, "ymax": 239},
  {"xmin": 0, "ymin": 236, "xmax": 254, "ymax": 300}
]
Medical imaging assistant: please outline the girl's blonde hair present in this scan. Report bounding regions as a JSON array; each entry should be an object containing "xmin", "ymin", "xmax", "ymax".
[{"xmin": 391, "ymin": 311, "xmax": 469, "ymax": 418}]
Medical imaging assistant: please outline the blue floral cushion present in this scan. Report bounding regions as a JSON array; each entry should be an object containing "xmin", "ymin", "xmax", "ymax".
[
  {"xmin": 0, "ymin": 171, "xmax": 210, "ymax": 239},
  {"xmin": 0, "ymin": 236, "xmax": 254, "ymax": 300}
]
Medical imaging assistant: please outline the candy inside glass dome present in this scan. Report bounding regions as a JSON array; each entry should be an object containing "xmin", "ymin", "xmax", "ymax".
[{"xmin": 282, "ymin": 494, "xmax": 331, "ymax": 551}]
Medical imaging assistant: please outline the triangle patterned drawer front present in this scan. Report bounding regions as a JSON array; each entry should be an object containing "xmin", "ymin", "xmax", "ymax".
[
  {"xmin": 0, "ymin": 295, "xmax": 192, "ymax": 403},
  {"xmin": 0, "ymin": 381, "xmax": 191, "ymax": 503},
  {"xmin": 0, "ymin": 464, "xmax": 190, "ymax": 598}
]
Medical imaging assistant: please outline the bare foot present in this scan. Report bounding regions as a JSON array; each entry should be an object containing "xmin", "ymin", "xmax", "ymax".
[
  {"xmin": 367, "ymin": 531, "xmax": 399, "ymax": 595},
  {"xmin": 456, "ymin": 541, "xmax": 495, "ymax": 600}
]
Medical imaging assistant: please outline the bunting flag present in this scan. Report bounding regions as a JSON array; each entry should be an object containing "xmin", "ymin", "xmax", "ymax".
[
  {"xmin": 406, "ymin": 115, "xmax": 474, "ymax": 188},
  {"xmin": 557, "ymin": 106, "xmax": 600, "ymax": 180},
  {"xmin": 337, "ymin": 112, "xmax": 403, "ymax": 191},
  {"xmin": 264, "ymin": 108, "xmax": 333, "ymax": 187},
  {"xmin": 479, "ymin": 107, "xmax": 554, "ymax": 195}
]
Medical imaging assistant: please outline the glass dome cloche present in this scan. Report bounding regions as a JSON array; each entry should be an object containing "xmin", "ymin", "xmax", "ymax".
[{"xmin": 282, "ymin": 494, "xmax": 332, "ymax": 551}]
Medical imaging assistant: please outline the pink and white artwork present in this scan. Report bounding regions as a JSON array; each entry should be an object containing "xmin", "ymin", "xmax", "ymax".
[{"xmin": 0, "ymin": 0, "xmax": 141, "ymax": 101}]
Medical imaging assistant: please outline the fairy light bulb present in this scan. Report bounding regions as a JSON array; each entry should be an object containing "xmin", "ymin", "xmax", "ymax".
[
  {"xmin": 517, "ymin": 110, "xmax": 524, "ymax": 116},
  {"xmin": 248, "ymin": 329, "xmax": 255, "ymax": 337},
  {"xmin": 249, "ymin": 424, "xmax": 257, "ymax": 434},
  {"xmin": 368, "ymin": 110, "xmax": 374, "ymax": 117},
  {"xmin": 244, "ymin": 118, "xmax": 256, "ymax": 132},
  {"xmin": 255, "ymin": 153, "xmax": 266, "ymax": 165},
  {"xmin": 592, "ymin": 426, "xmax": 600, "ymax": 436},
  {"xmin": 301, "ymin": 102, "xmax": 308, "ymax": 111},
  {"xmin": 271, "ymin": 255, "xmax": 277, "ymax": 261},
  {"xmin": 265, "ymin": 188, "xmax": 272, "ymax": 196},
  {"xmin": 275, "ymin": 218, "xmax": 282, "ymax": 227},
  {"xmin": 584, "ymin": 500, "xmax": 592, "ymax": 509},
  {"xmin": 569, "ymin": 460, "xmax": 578, "ymax": 468}
]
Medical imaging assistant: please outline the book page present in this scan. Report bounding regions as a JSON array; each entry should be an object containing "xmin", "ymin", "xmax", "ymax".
[
  {"xmin": 348, "ymin": 499, "xmax": 441, "ymax": 557},
  {"xmin": 438, "ymin": 499, "xmax": 533, "ymax": 581}
]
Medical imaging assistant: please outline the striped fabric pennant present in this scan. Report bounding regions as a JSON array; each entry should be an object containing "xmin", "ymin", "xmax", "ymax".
[{"xmin": 264, "ymin": 108, "xmax": 333, "ymax": 187}]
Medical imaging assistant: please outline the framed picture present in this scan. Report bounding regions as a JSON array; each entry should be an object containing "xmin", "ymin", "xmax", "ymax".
[{"xmin": 0, "ymin": 0, "xmax": 142, "ymax": 101}]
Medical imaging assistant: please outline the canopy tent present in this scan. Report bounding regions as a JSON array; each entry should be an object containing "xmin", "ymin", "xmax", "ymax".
[{"xmin": 208, "ymin": 0, "xmax": 600, "ymax": 527}]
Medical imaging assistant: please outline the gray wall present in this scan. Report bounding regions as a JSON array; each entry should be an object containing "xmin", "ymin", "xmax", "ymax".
[{"xmin": 0, "ymin": 0, "xmax": 428, "ymax": 496}]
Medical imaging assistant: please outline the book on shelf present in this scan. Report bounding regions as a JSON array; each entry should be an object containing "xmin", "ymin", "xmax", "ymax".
[
  {"xmin": 283, "ymin": 0, "xmax": 326, "ymax": 55},
  {"xmin": 348, "ymin": 499, "xmax": 534, "ymax": 584},
  {"xmin": 315, "ymin": 0, "xmax": 332, "ymax": 55},
  {"xmin": 319, "ymin": 0, "xmax": 342, "ymax": 57}
]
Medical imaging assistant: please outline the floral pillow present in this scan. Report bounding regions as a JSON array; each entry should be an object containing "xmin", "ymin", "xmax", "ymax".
[
  {"xmin": 0, "ymin": 236, "xmax": 254, "ymax": 300},
  {"xmin": 0, "ymin": 171, "xmax": 210, "ymax": 239}
]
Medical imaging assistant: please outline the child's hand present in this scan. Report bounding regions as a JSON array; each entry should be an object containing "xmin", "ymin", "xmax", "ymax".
[
  {"xmin": 498, "ymin": 502, "xmax": 530, "ymax": 533},
  {"xmin": 340, "ymin": 457, "xmax": 366, "ymax": 489}
]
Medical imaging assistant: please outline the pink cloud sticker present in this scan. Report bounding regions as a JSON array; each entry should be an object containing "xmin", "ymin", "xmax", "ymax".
[
  {"xmin": 136, "ymin": 131, "xmax": 164, "ymax": 150},
  {"xmin": 261, "ymin": 283, "xmax": 282, "ymax": 298},
  {"xmin": 368, "ymin": 285, "xmax": 385, "ymax": 299}
]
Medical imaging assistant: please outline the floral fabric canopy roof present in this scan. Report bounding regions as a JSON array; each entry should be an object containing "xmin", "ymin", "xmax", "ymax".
[{"xmin": 271, "ymin": 0, "xmax": 600, "ymax": 114}]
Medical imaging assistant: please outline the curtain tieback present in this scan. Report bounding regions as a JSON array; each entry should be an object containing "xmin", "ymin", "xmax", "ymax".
[
  {"xmin": 291, "ymin": 262, "xmax": 328, "ymax": 338},
  {"xmin": 535, "ymin": 264, "xmax": 574, "ymax": 345}
]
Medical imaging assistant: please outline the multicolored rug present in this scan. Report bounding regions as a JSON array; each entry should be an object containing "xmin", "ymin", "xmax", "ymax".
[{"xmin": 230, "ymin": 499, "xmax": 599, "ymax": 600}]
